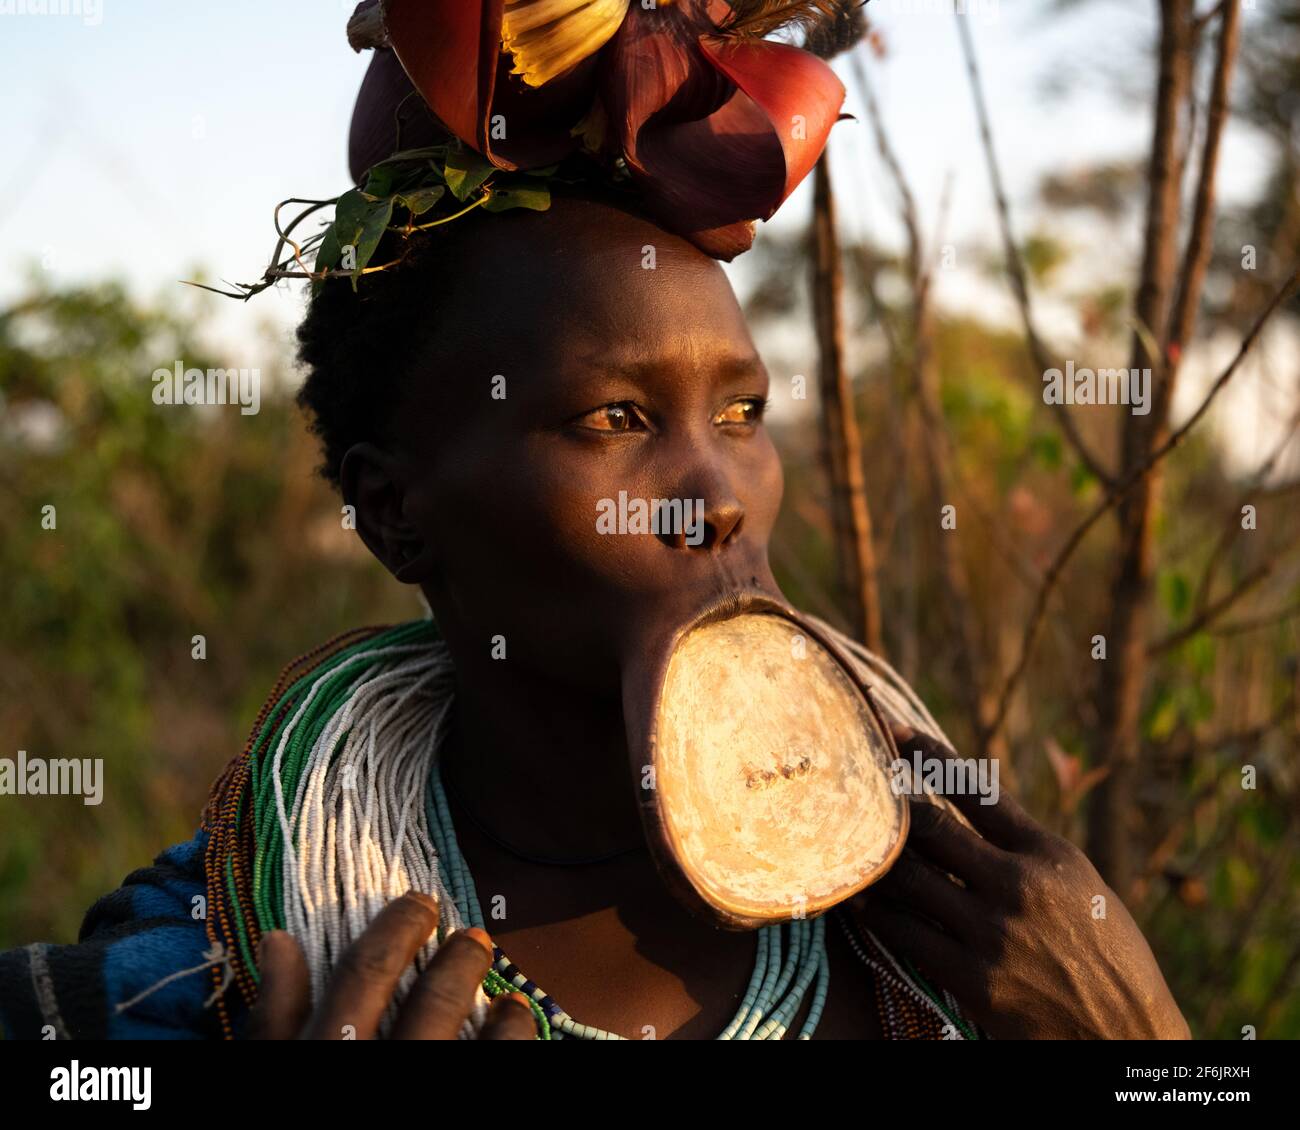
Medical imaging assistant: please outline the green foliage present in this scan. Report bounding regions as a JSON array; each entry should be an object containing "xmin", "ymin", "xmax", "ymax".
[
  {"xmin": 329, "ymin": 188, "xmax": 395, "ymax": 288},
  {"xmin": 0, "ymin": 278, "xmax": 413, "ymax": 945},
  {"xmin": 482, "ymin": 183, "xmax": 552, "ymax": 213},
  {"xmin": 1159, "ymin": 568, "xmax": 1191, "ymax": 620},
  {"xmin": 938, "ymin": 346, "xmax": 1035, "ymax": 493},
  {"xmin": 200, "ymin": 144, "xmax": 560, "ymax": 301},
  {"xmin": 1068, "ymin": 459, "xmax": 1097, "ymax": 497},
  {"xmin": 1020, "ymin": 232, "xmax": 1069, "ymax": 285},
  {"xmin": 442, "ymin": 146, "xmax": 495, "ymax": 201},
  {"xmin": 1029, "ymin": 430, "xmax": 1063, "ymax": 471}
]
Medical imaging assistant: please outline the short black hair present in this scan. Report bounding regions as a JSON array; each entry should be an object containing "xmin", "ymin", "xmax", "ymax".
[{"xmin": 295, "ymin": 224, "xmax": 450, "ymax": 490}]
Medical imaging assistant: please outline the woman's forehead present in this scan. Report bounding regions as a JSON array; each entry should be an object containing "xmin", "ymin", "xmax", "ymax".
[
  {"xmin": 428, "ymin": 195, "xmax": 752, "ymax": 363},
  {"xmin": 467, "ymin": 192, "xmax": 722, "ymax": 289}
]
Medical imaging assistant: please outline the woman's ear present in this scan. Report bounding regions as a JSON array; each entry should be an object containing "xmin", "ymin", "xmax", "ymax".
[{"xmin": 339, "ymin": 442, "xmax": 437, "ymax": 584}]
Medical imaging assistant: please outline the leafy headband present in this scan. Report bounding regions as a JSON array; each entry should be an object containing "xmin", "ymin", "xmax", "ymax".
[{"xmin": 211, "ymin": 0, "xmax": 855, "ymax": 299}]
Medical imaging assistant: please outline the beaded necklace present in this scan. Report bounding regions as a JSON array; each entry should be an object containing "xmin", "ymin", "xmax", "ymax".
[{"xmin": 201, "ymin": 621, "xmax": 979, "ymax": 1040}]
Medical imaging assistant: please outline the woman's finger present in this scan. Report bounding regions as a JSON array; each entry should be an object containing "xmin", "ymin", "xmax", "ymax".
[
  {"xmin": 479, "ymin": 992, "xmax": 540, "ymax": 1041},
  {"xmin": 247, "ymin": 930, "xmax": 312, "ymax": 1040},
  {"xmin": 903, "ymin": 797, "xmax": 1011, "ymax": 889},
  {"xmin": 389, "ymin": 927, "xmax": 496, "ymax": 1040},
  {"xmin": 303, "ymin": 890, "xmax": 441, "ymax": 1039},
  {"xmin": 890, "ymin": 726, "xmax": 1041, "ymax": 852},
  {"xmin": 869, "ymin": 847, "xmax": 978, "ymax": 939}
]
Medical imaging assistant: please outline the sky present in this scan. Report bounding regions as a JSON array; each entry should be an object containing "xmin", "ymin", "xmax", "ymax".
[{"xmin": 0, "ymin": 0, "xmax": 1292, "ymax": 473}]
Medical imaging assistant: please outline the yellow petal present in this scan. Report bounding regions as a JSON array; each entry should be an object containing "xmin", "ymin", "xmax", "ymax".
[{"xmin": 502, "ymin": 0, "xmax": 631, "ymax": 87}]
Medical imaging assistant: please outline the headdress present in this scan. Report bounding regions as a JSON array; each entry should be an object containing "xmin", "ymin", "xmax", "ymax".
[{"xmin": 209, "ymin": 1, "xmax": 863, "ymax": 299}]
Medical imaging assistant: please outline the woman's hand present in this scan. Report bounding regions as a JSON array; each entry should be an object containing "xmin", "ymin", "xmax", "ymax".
[
  {"xmin": 853, "ymin": 728, "xmax": 1191, "ymax": 1040},
  {"xmin": 248, "ymin": 891, "xmax": 537, "ymax": 1039}
]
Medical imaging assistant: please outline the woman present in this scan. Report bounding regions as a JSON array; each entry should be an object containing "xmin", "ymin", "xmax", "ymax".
[{"xmin": 0, "ymin": 1, "xmax": 1190, "ymax": 1041}]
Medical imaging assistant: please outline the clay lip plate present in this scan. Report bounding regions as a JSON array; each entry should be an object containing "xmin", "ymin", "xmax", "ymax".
[{"xmin": 637, "ymin": 603, "xmax": 909, "ymax": 929}]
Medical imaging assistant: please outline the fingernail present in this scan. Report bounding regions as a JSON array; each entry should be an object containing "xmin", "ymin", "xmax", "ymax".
[
  {"xmin": 461, "ymin": 926, "xmax": 494, "ymax": 955},
  {"xmin": 506, "ymin": 992, "xmax": 532, "ymax": 1010},
  {"xmin": 403, "ymin": 890, "xmax": 439, "ymax": 914}
]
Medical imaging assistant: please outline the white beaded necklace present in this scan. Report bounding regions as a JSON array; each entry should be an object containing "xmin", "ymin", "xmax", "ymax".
[{"xmin": 257, "ymin": 619, "xmax": 972, "ymax": 1039}]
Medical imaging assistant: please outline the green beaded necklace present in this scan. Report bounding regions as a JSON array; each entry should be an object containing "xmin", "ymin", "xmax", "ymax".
[{"xmin": 210, "ymin": 620, "xmax": 974, "ymax": 1040}]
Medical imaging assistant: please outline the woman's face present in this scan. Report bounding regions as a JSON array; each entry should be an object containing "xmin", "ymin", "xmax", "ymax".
[{"xmin": 380, "ymin": 196, "xmax": 786, "ymax": 690}]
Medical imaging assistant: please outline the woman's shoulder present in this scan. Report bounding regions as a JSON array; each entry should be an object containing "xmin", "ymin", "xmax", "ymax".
[
  {"xmin": 0, "ymin": 827, "xmax": 226, "ymax": 1040},
  {"xmin": 0, "ymin": 622, "xmax": 444, "ymax": 1043}
]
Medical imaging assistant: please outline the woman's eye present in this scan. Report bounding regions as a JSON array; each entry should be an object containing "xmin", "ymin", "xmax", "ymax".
[
  {"xmin": 574, "ymin": 402, "xmax": 645, "ymax": 432},
  {"xmin": 715, "ymin": 398, "xmax": 767, "ymax": 426}
]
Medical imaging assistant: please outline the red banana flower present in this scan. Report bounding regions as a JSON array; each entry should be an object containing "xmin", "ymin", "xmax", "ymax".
[{"xmin": 361, "ymin": 0, "xmax": 847, "ymax": 260}]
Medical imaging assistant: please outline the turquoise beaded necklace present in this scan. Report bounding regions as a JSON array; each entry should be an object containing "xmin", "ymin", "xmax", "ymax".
[
  {"xmin": 212, "ymin": 619, "xmax": 976, "ymax": 1041},
  {"xmin": 425, "ymin": 765, "xmax": 831, "ymax": 1040}
]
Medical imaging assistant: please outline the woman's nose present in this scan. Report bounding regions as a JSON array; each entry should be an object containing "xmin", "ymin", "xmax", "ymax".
[{"xmin": 654, "ymin": 492, "xmax": 745, "ymax": 551}]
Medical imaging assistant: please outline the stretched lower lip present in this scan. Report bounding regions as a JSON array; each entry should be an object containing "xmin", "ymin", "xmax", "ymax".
[
  {"xmin": 619, "ymin": 593, "xmax": 909, "ymax": 929},
  {"xmin": 675, "ymin": 586, "xmax": 783, "ymax": 632}
]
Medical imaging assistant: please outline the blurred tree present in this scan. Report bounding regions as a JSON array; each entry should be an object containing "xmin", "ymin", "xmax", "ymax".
[{"xmin": 0, "ymin": 277, "xmax": 413, "ymax": 944}]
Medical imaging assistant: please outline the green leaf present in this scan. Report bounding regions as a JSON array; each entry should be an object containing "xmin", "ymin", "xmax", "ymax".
[
  {"xmin": 1186, "ymin": 631, "xmax": 1216, "ymax": 675},
  {"xmin": 363, "ymin": 164, "xmax": 398, "ymax": 199},
  {"xmin": 443, "ymin": 147, "xmax": 494, "ymax": 202},
  {"xmin": 329, "ymin": 189, "xmax": 394, "ymax": 290},
  {"xmin": 395, "ymin": 185, "xmax": 445, "ymax": 216},
  {"xmin": 482, "ymin": 182, "xmax": 551, "ymax": 213},
  {"xmin": 1021, "ymin": 232, "xmax": 1069, "ymax": 284},
  {"xmin": 1069, "ymin": 460, "xmax": 1096, "ymax": 496},
  {"xmin": 332, "ymin": 188, "xmax": 373, "ymax": 246},
  {"xmin": 1224, "ymin": 856, "xmax": 1256, "ymax": 907},
  {"xmin": 315, "ymin": 219, "xmax": 343, "ymax": 271},
  {"xmin": 1029, "ymin": 431, "xmax": 1062, "ymax": 471},
  {"xmin": 1159, "ymin": 569, "xmax": 1191, "ymax": 619},
  {"xmin": 351, "ymin": 198, "xmax": 394, "ymax": 289},
  {"xmin": 1147, "ymin": 695, "xmax": 1178, "ymax": 741},
  {"xmin": 312, "ymin": 224, "xmax": 343, "ymax": 291},
  {"xmin": 1239, "ymin": 802, "xmax": 1286, "ymax": 843},
  {"xmin": 1188, "ymin": 682, "xmax": 1215, "ymax": 723}
]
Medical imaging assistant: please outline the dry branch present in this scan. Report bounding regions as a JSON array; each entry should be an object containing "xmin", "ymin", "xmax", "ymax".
[
  {"xmin": 953, "ymin": 13, "xmax": 1114, "ymax": 487},
  {"xmin": 988, "ymin": 267, "xmax": 1300, "ymax": 745}
]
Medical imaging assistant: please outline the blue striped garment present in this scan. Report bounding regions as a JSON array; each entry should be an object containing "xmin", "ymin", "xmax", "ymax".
[{"xmin": 0, "ymin": 828, "xmax": 249, "ymax": 1040}]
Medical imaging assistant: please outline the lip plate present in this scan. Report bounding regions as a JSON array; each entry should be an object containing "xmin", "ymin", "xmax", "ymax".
[{"xmin": 624, "ymin": 593, "xmax": 909, "ymax": 930}]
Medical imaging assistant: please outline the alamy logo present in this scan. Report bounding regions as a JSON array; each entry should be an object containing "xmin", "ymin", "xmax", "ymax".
[
  {"xmin": 151, "ymin": 361, "xmax": 261, "ymax": 415},
  {"xmin": 1042, "ymin": 361, "xmax": 1151, "ymax": 416},
  {"xmin": 50, "ymin": 1061, "xmax": 151, "ymax": 1110},
  {"xmin": 0, "ymin": 0, "xmax": 102, "ymax": 24},
  {"xmin": 596, "ymin": 491, "xmax": 706, "ymax": 546},
  {"xmin": 0, "ymin": 751, "xmax": 103, "ymax": 805},
  {"xmin": 890, "ymin": 750, "xmax": 1000, "ymax": 805}
]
